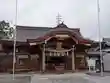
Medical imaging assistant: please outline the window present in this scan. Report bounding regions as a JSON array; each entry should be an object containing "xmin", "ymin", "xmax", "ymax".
[
  {"xmin": 19, "ymin": 59, "xmax": 24, "ymax": 65},
  {"xmin": 17, "ymin": 55, "xmax": 29, "ymax": 65}
]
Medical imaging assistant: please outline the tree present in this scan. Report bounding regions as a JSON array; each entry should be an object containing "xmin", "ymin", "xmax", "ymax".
[{"xmin": 0, "ymin": 20, "xmax": 13, "ymax": 39}]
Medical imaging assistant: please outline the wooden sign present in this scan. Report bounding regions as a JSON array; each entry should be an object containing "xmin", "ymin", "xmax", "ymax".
[
  {"xmin": 29, "ymin": 43, "xmax": 36, "ymax": 46},
  {"xmin": 55, "ymin": 34, "xmax": 69, "ymax": 38}
]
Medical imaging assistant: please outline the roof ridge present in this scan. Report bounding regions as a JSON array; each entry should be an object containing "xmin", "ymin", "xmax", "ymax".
[
  {"xmin": 16, "ymin": 25, "xmax": 52, "ymax": 29},
  {"xmin": 70, "ymin": 28, "xmax": 80, "ymax": 30}
]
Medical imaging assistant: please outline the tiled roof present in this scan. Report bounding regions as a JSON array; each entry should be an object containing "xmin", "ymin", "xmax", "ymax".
[
  {"xmin": 16, "ymin": 25, "xmax": 52, "ymax": 42},
  {"xmin": 16, "ymin": 23, "xmax": 92, "ymax": 44},
  {"xmin": 27, "ymin": 27, "xmax": 91, "ymax": 44}
]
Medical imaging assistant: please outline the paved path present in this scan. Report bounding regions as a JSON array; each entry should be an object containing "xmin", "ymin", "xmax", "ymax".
[
  {"xmin": 84, "ymin": 75, "xmax": 110, "ymax": 83},
  {"xmin": 31, "ymin": 73, "xmax": 95, "ymax": 83},
  {"xmin": 0, "ymin": 73, "xmax": 110, "ymax": 83},
  {"xmin": 0, "ymin": 74, "xmax": 31, "ymax": 83}
]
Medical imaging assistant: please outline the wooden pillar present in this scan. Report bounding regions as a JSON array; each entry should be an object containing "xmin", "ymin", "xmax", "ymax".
[
  {"xmin": 72, "ymin": 46, "xmax": 75, "ymax": 71},
  {"xmin": 67, "ymin": 52, "xmax": 68, "ymax": 56},
  {"xmin": 50, "ymin": 52, "xmax": 52, "ymax": 56},
  {"xmin": 0, "ymin": 44, "xmax": 3, "ymax": 50},
  {"xmin": 42, "ymin": 43, "xmax": 46, "ymax": 72}
]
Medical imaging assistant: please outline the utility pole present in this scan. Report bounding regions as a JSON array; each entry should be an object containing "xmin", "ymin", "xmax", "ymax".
[
  {"xmin": 97, "ymin": 0, "xmax": 104, "ymax": 76},
  {"xmin": 13, "ymin": 0, "xmax": 18, "ymax": 80}
]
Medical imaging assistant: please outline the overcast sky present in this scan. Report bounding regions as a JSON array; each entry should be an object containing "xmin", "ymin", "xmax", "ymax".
[{"xmin": 0, "ymin": 0, "xmax": 110, "ymax": 41}]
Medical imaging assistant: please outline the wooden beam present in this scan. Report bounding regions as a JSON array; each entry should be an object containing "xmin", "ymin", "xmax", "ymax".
[
  {"xmin": 42, "ymin": 43, "xmax": 46, "ymax": 72},
  {"xmin": 72, "ymin": 46, "xmax": 75, "ymax": 71}
]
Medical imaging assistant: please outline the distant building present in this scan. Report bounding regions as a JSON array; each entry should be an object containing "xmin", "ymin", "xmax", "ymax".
[
  {"xmin": 0, "ymin": 22, "xmax": 92, "ymax": 73},
  {"xmin": 87, "ymin": 38, "xmax": 110, "ymax": 72}
]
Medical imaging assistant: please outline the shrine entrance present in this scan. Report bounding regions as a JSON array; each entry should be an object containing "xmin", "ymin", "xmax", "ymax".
[
  {"xmin": 46, "ymin": 56, "xmax": 66, "ymax": 72},
  {"xmin": 29, "ymin": 31, "xmax": 90, "ymax": 72},
  {"xmin": 39, "ymin": 33, "xmax": 90, "ymax": 73},
  {"xmin": 27, "ymin": 23, "xmax": 91, "ymax": 73},
  {"xmin": 45, "ymin": 49, "xmax": 73, "ymax": 72}
]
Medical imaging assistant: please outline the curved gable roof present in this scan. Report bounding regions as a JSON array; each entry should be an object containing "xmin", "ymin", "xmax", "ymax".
[{"xmin": 27, "ymin": 23, "xmax": 91, "ymax": 44}]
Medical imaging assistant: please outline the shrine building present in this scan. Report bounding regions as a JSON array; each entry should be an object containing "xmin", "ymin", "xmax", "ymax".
[{"xmin": 0, "ymin": 22, "xmax": 92, "ymax": 73}]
